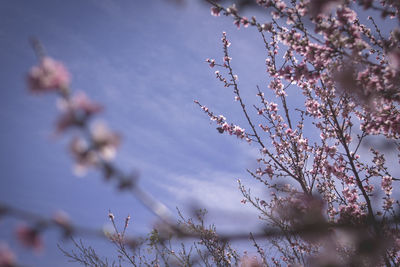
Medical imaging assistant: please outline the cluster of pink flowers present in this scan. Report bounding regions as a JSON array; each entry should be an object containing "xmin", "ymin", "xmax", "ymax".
[
  {"xmin": 194, "ymin": 100, "xmax": 247, "ymax": 140},
  {"xmin": 342, "ymin": 187, "xmax": 359, "ymax": 204},
  {"xmin": 381, "ymin": 176, "xmax": 393, "ymax": 195},
  {"xmin": 27, "ymin": 57, "xmax": 70, "ymax": 93},
  {"xmin": 362, "ymin": 105, "xmax": 400, "ymax": 138},
  {"xmin": 69, "ymin": 122, "xmax": 121, "ymax": 176},
  {"xmin": 2, "ymin": 56, "xmax": 126, "ymax": 265},
  {"xmin": 27, "ymin": 57, "xmax": 121, "ymax": 176}
]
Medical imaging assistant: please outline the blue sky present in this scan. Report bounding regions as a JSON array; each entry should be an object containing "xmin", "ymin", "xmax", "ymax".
[{"xmin": 0, "ymin": 0, "xmax": 274, "ymax": 265}]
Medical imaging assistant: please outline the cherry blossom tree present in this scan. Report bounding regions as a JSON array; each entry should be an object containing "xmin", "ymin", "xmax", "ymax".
[
  {"xmin": 196, "ymin": 0, "xmax": 400, "ymax": 265},
  {"xmin": 1, "ymin": 0, "xmax": 400, "ymax": 266}
]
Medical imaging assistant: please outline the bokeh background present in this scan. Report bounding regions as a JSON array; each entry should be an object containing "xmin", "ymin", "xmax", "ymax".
[{"xmin": 0, "ymin": 0, "xmax": 274, "ymax": 265}]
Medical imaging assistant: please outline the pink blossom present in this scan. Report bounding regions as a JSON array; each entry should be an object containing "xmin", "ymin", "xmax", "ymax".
[
  {"xmin": 221, "ymin": 32, "xmax": 231, "ymax": 47},
  {"xmin": 269, "ymin": 78, "xmax": 286, "ymax": 96},
  {"xmin": 271, "ymin": 11, "xmax": 280, "ymax": 19},
  {"xmin": 261, "ymin": 23, "xmax": 273, "ymax": 32},
  {"xmin": 298, "ymin": 138, "xmax": 308, "ymax": 150},
  {"xmin": 224, "ymin": 56, "xmax": 231, "ymax": 63},
  {"xmin": 241, "ymin": 17, "xmax": 250, "ymax": 28},
  {"xmin": 383, "ymin": 197, "xmax": 394, "ymax": 211},
  {"xmin": 56, "ymin": 92, "xmax": 103, "ymax": 133},
  {"xmin": 91, "ymin": 122, "xmax": 121, "ymax": 160},
  {"xmin": 339, "ymin": 202, "xmax": 366, "ymax": 223},
  {"xmin": 240, "ymin": 255, "xmax": 262, "ymax": 267},
  {"xmin": 52, "ymin": 210, "xmax": 70, "ymax": 228},
  {"xmin": 364, "ymin": 184, "xmax": 374, "ymax": 193},
  {"xmin": 342, "ymin": 187, "xmax": 358, "ymax": 204},
  {"xmin": 15, "ymin": 225, "xmax": 43, "ymax": 251},
  {"xmin": 343, "ymin": 175, "xmax": 355, "ymax": 186},
  {"xmin": 265, "ymin": 166, "xmax": 274, "ymax": 177},
  {"xmin": 69, "ymin": 137, "xmax": 97, "ymax": 176},
  {"xmin": 269, "ymin": 102, "xmax": 278, "ymax": 112},
  {"xmin": 275, "ymin": 1, "xmax": 286, "ymax": 11},
  {"xmin": 305, "ymin": 99, "xmax": 321, "ymax": 118},
  {"xmin": 324, "ymin": 146, "xmax": 337, "ymax": 157},
  {"xmin": 337, "ymin": 7, "xmax": 357, "ymax": 24},
  {"xmin": 69, "ymin": 124, "xmax": 119, "ymax": 176},
  {"xmin": 222, "ymin": 122, "xmax": 230, "ymax": 132},
  {"xmin": 226, "ymin": 4, "xmax": 237, "ymax": 15},
  {"xmin": 381, "ymin": 176, "xmax": 393, "ymax": 195},
  {"xmin": 210, "ymin": 6, "xmax": 221, "ymax": 17},
  {"xmin": 206, "ymin": 58, "xmax": 216, "ymax": 68},
  {"xmin": 261, "ymin": 147, "xmax": 268, "ymax": 154},
  {"xmin": 0, "ymin": 243, "xmax": 16, "ymax": 267},
  {"xmin": 232, "ymin": 125, "xmax": 245, "ymax": 138},
  {"xmin": 27, "ymin": 57, "xmax": 70, "ymax": 93}
]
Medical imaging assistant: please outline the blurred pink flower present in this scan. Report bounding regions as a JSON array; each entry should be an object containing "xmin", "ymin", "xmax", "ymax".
[
  {"xmin": 91, "ymin": 122, "xmax": 121, "ymax": 160},
  {"xmin": 388, "ymin": 49, "xmax": 400, "ymax": 70},
  {"xmin": 52, "ymin": 210, "xmax": 70, "ymax": 226},
  {"xmin": 15, "ymin": 224, "xmax": 43, "ymax": 251},
  {"xmin": 27, "ymin": 57, "xmax": 70, "ymax": 93},
  {"xmin": 69, "ymin": 136, "xmax": 97, "ymax": 176},
  {"xmin": 241, "ymin": 17, "xmax": 249, "ymax": 28},
  {"xmin": 211, "ymin": 6, "xmax": 221, "ymax": 16},
  {"xmin": 0, "ymin": 243, "xmax": 16, "ymax": 267},
  {"xmin": 56, "ymin": 92, "xmax": 103, "ymax": 133},
  {"xmin": 240, "ymin": 255, "xmax": 262, "ymax": 267}
]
